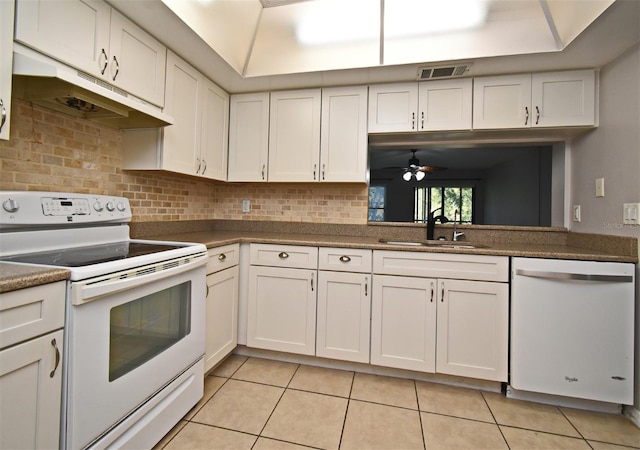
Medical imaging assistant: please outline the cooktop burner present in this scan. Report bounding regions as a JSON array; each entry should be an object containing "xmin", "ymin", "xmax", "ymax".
[{"xmin": 1, "ymin": 241, "xmax": 184, "ymax": 267}]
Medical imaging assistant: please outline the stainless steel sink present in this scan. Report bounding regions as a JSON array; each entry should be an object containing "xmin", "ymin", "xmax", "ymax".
[{"xmin": 378, "ymin": 239, "xmax": 485, "ymax": 249}]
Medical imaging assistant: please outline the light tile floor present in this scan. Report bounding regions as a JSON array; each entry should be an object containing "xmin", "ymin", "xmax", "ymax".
[{"xmin": 155, "ymin": 356, "xmax": 640, "ymax": 450}]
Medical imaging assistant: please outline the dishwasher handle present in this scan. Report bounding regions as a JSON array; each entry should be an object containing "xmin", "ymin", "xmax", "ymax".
[{"xmin": 515, "ymin": 268, "xmax": 633, "ymax": 283}]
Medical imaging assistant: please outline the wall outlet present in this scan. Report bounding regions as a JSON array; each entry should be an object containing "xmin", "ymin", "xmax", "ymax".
[
  {"xmin": 595, "ymin": 178, "xmax": 605, "ymax": 197},
  {"xmin": 573, "ymin": 205, "xmax": 581, "ymax": 222},
  {"xmin": 242, "ymin": 199, "xmax": 250, "ymax": 213},
  {"xmin": 623, "ymin": 203, "xmax": 639, "ymax": 225}
]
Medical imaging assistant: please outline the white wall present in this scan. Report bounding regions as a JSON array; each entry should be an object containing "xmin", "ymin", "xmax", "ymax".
[{"xmin": 569, "ymin": 43, "xmax": 640, "ymax": 411}]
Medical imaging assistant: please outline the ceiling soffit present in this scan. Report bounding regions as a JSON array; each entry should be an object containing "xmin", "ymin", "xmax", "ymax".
[{"xmin": 160, "ymin": 0, "xmax": 616, "ymax": 78}]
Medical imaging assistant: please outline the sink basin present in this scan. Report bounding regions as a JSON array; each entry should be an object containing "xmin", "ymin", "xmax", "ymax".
[{"xmin": 378, "ymin": 239, "xmax": 485, "ymax": 249}]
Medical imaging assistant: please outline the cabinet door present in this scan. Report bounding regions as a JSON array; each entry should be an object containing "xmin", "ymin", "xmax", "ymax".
[
  {"xmin": 247, "ymin": 266, "xmax": 316, "ymax": 355},
  {"xmin": 204, "ymin": 266, "xmax": 239, "ymax": 372},
  {"xmin": 473, "ymin": 74, "xmax": 532, "ymax": 129},
  {"xmin": 531, "ymin": 70, "xmax": 596, "ymax": 127},
  {"xmin": 199, "ymin": 78, "xmax": 229, "ymax": 181},
  {"xmin": 368, "ymin": 83, "xmax": 418, "ymax": 133},
  {"xmin": 162, "ymin": 50, "xmax": 201, "ymax": 176},
  {"xmin": 418, "ymin": 79, "xmax": 472, "ymax": 131},
  {"xmin": 316, "ymin": 271, "xmax": 370, "ymax": 363},
  {"xmin": 268, "ymin": 89, "xmax": 321, "ymax": 182},
  {"xmin": 0, "ymin": 0, "xmax": 14, "ymax": 140},
  {"xmin": 14, "ymin": 0, "xmax": 111, "ymax": 78},
  {"xmin": 107, "ymin": 8, "xmax": 166, "ymax": 107},
  {"xmin": 371, "ymin": 275, "xmax": 436, "ymax": 372},
  {"xmin": 228, "ymin": 92, "xmax": 270, "ymax": 182},
  {"xmin": 436, "ymin": 279, "xmax": 508, "ymax": 381},
  {"xmin": 320, "ymin": 86, "xmax": 368, "ymax": 182},
  {"xmin": 0, "ymin": 329, "xmax": 63, "ymax": 450}
]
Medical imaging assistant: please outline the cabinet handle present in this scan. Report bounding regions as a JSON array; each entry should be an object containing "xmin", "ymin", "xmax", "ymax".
[
  {"xmin": 206, "ymin": 284, "xmax": 210, "ymax": 298},
  {"xmin": 535, "ymin": 106, "xmax": 540, "ymax": 125},
  {"xmin": 441, "ymin": 283, "xmax": 445, "ymax": 302},
  {"xmin": 310, "ymin": 272, "xmax": 314, "ymax": 291},
  {"xmin": 202, "ymin": 159, "xmax": 207, "ymax": 175},
  {"xmin": 278, "ymin": 251, "xmax": 289, "ymax": 259},
  {"xmin": 261, "ymin": 164, "xmax": 266, "ymax": 180},
  {"xmin": 218, "ymin": 253, "xmax": 226, "ymax": 261},
  {"xmin": 339, "ymin": 255, "xmax": 351, "ymax": 263},
  {"xmin": 313, "ymin": 164, "xmax": 317, "ymax": 180},
  {"xmin": 322, "ymin": 164, "xmax": 325, "ymax": 180},
  {"xmin": 412, "ymin": 112, "xmax": 416, "ymax": 130},
  {"xmin": 0, "ymin": 99, "xmax": 6, "ymax": 134},
  {"xmin": 196, "ymin": 157, "xmax": 202, "ymax": 174},
  {"xmin": 50, "ymin": 338, "xmax": 60, "ymax": 378},
  {"xmin": 111, "ymin": 55, "xmax": 120, "ymax": 81},
  {"xmin": 524, "ymin": 106, "xmax": 529, "ymax": 125},
  {"xmin": 421, "ymin": 111, "xmax": 424, "ymax": 129},
  {"xmin": 365, "ymin": 276, "xmax": 368, "ymax": 296},
  {"xmin": 430, "ymin": 282, "xmax": 434, "ymax": 302},
  {"xmin": 99, "ymin": 48, "xmax": 108, "ymax": 75}
]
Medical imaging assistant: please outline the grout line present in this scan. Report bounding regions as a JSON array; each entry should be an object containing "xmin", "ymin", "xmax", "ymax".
[
  {"xmin": 337, "ymin": 370, "xmax": 356, "ymax": 449},
  {"xmin": 414, "ymin": 380, "xmax": 427, "ymax": 450},
  {"xmin": 480, "ymin": 391, "xmax": 511, "ymax": 450}
]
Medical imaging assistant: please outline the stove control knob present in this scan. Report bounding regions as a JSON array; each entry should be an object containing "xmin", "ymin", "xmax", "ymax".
[
  {"xmin": 2, "ymin": 198, "xmax": 19, "ymax": 213},
  {"xmin": 116, "ymin": 201, "xmax": 126, "ymax": 212},
  {"xmin": 106, "ymin": 202, "xmax": 115, "ymax": 212},
  {"xmin": 93, "ymin": 201, "xmax": 104, "ymax": 212}
]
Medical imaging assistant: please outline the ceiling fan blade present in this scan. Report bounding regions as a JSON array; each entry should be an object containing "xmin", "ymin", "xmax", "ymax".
[{"xmin": 415, "ymin": 165, "xmax": 446, "ymax": 173}]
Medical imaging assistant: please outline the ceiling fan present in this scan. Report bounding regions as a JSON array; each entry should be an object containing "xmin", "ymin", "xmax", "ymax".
[{"xmin": 387, "ymin": 150, "xmax": 446, "ymax": 181}]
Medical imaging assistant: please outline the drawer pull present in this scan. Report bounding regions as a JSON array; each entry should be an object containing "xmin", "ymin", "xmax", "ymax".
[
  {"xmin": 339, "ymin": 255, "xmax": 351, "ymax": 263},
  {"xmin": 278, "ymin": 252, "xmax": 289, "ymax": 259},
  {"xmin": 218, "ymin": 253, "xmax": 226, "ymax": 261},
  {"xmin": 365, "ymin": 276, "xmax": 368, "ymax": 296},
  {"xmin": 50, "ymin": 338, "xmax": 60, "ymax": 378}
]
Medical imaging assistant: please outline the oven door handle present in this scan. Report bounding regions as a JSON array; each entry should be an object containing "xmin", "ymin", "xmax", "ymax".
[{"xmin": 70, "ymin": 253, "xmax": 207, "ymax": 305}]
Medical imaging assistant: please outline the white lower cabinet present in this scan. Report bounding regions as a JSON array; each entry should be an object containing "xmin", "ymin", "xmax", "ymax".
[
  {"xmin": 316, "ymin": 248, "xmax": 372, "ymax": 363},
  {"xmin": 0, "ymin": 282, "xmax": 66, "ymax": 450},
  {"xmin": 204, "ymin": 244, "xmax": 239, "ymax": 372},
  {"xmin": 247, "ymin": 244, "xmax": 318, "ymax": 355},
  {"xmin": 372, "ymin": 251, "xmax": 509, "ymax": 382}
]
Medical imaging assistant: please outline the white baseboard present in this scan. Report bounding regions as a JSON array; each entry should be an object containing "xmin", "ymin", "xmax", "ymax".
[{"xmin": 624, "ymin": 405, "xmax": 640, "ymax": 428}]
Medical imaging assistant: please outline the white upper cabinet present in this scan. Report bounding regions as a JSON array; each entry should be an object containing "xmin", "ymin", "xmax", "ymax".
[
  {"xmin": 473, "ymin": 70, "xmax": 596, "ymax": 129},
  {"xmin": 268, "ymin": 89, "xmax": 322, "ymax": 182},
  {"xmin": 122, "ymin": 51, "xmax": 229, "ymax": 181},
  {"xmin": 320, "ymin": 86, "xmax": 368, "ymax": 182},
  {"xmin": 368, "ymin": 79, "xmax": 472, "ymax": 133},
  {"xmin": 14, "ymin": 0, "xmax": 166, "ymax": 107},
  {"xmin": 0, "ymin": 0, "xmax": 14, "ymax": 140},
  {"xmin": 228, "ymin": 92, "xmax": 270, "ymax": 182}
]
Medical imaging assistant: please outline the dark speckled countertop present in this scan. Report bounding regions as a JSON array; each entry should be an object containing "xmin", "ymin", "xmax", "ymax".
[{"xmin": 0, "ymin": 262, "xmax": 70, "ymax": 293}]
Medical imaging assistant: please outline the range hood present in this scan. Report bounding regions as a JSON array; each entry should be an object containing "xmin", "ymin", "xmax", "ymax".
[{"xmin": 12, "ymin": 44, "xmax": 173, "ymax": 129}]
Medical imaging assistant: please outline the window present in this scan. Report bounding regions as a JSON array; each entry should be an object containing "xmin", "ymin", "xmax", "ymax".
[
  {"xmin": 415, "ymin": 186, "xmax": 474, "ymax": 223},
  {"xmin": 368, "ymin": 185, "xmax": 386, "ymax": 221}
]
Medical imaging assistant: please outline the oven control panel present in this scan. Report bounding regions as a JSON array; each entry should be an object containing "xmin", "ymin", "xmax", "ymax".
[{"xmin": 0, "ymin": 191, "xmax": 132, "ymax": 227}]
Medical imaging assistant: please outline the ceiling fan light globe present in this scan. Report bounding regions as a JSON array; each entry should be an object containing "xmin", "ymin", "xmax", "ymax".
[
  {"xmin": 415, "ymin": 171, "xmax": 425, "ymax": 181},
  {"xmin": 402, "ymin": 171, "xmax": 412, "ymax": 181}
]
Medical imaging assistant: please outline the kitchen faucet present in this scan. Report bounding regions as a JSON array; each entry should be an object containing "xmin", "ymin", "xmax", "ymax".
[
  {"xmin": 452, "ymin": 209, "xmax": 465, "ymax": 241},
  {"xmin": 426, "ymin": 207, "xmax": 448, "ymax": 240}
]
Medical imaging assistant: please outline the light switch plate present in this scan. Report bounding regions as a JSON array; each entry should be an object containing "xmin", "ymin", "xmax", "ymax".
[
  {"xmin": 573, "ymin": 205, "xmax": 581, "ymax": 222},
  {"xmin": 595, "ymin": 178, "xmax": 605, "ymax": 197},
  {"xmin": 623, "ymin": 203, "xmax": 640, "ymax": 225},
  {"xmin": 242, "ymin": 199, "xmax": 250, "ymax": 213}
]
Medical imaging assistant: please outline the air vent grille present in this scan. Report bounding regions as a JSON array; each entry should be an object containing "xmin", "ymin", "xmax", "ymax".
[{"xmin": 417, "ymin": 64, "xmax": 471, "ymax": 80}]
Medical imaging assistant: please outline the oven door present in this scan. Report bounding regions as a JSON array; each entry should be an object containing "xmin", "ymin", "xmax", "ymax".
[{"xmin": 65, "ymin": 256, "xmax": 206, "ymax": 450}]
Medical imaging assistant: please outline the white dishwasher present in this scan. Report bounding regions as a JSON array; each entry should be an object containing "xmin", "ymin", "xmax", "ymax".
[{"xmin": 510, "ymin": 257, "xmax": 635, "ymax": 405}]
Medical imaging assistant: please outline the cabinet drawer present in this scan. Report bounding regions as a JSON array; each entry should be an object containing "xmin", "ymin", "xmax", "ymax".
[
  {"xmin": 318, "ymin": 247, "xmax": 372, "ymax": 273},
  {"xmin": 373, "ymin": 251, "xmax": 508, "ymax": 282},
  {"xmin": 250, "ymin": 244, "xmax": 318, "ymax": 269},
  {"xmin": 207, "ymin": 244, "xmax": 239, "ymax": 273},
  {"xmin": 0, "ymin": 282, "xmax": 66, "ymax": 350}
]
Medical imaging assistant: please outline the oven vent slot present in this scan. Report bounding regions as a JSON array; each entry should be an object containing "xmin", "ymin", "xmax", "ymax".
[
  {"xmin": 136, "ymin": 266, "xmax": 157, "ymax": 277},
  {"xmin": 163, "ymin": 260, "xmax": 181, "ymax": 270}
]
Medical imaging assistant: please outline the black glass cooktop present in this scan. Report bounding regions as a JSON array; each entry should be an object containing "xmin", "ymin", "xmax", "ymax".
[{"xmin": 1, "ymin": 241, "xmax": 184, "ymax": 267}]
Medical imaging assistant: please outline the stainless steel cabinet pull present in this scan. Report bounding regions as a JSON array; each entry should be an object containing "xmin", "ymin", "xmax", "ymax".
[
  {"xmin": 196, "ymin": 158, "xmax": 202, "ymax": 173},
  {"xmin": 430, "ymin": 283, "xmax": 434, "ymax": 302},
  {"xmin": 322, "ymin": 164, "xmax": 325, "ymax": 180},
  {"xmin": 218, "ymin": 253, "xmax": 226, "ymax": 261},
  {"xmin": 525, "ymin": 106, "xmax": 529, "ymax": 125},
  {"xmin": 202, "ymin": 159, "xmax": 207, "ymax": 175},
  {"xmin": 421, "ymin": 111, "xmax": 424, "ymax": 129},
  {"xmin": 206, "ymin": 284, "xmax": 210, "ymax": 298},
  {"xmin": 515, "ymin": 269, "xmax": 633, "ymax": 283},
  {"xmin": 535, "ymin": 106, "xmax": 540, "ymax": 125},
  {"xmin": 100, "ymin": 48, "xmax": 108, "ymax": 75},
  {"xmin": 261, "ymin": 164, "xmax": 266, "ymax": 180},
  {"xmin": 111, "ymin": 55, "xmax": 120, "ymax": 81},
  {"xmin": 412, "ymin": 112, "xmax": 416, "ymax": 130},
  {"xmin": 50, "ymin": 338, "xmax": 60, "ymax": 378},
  {"xmin": 278, "ymin": 251, "xmax": 289, "ymax": 259},
  {"xmin": 365, "ymin": 276, "xmax": 368, "ymax": 296},
  {"xmin": 441, "ymin": 283, "xmax": 445, "ymax": 302},
  {"xmin": 313, "ymin": 164, "xmax": 317, "ymax": 180},
  {"xmin": 310, "ymin": 272, "xmax": 314, "ymax": 291},
  {"xmin": 0, "ymin": 99, "xmax": 6, "ymax": 133},
  {"xmin": 339, "ymin": 255, "xmax": 351, "ymax": 263}
]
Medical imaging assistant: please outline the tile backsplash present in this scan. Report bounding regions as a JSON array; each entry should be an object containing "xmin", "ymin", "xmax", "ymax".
[{"xmin": 0, "ymin": 99, "xmax": 368, "ymax": 224}]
